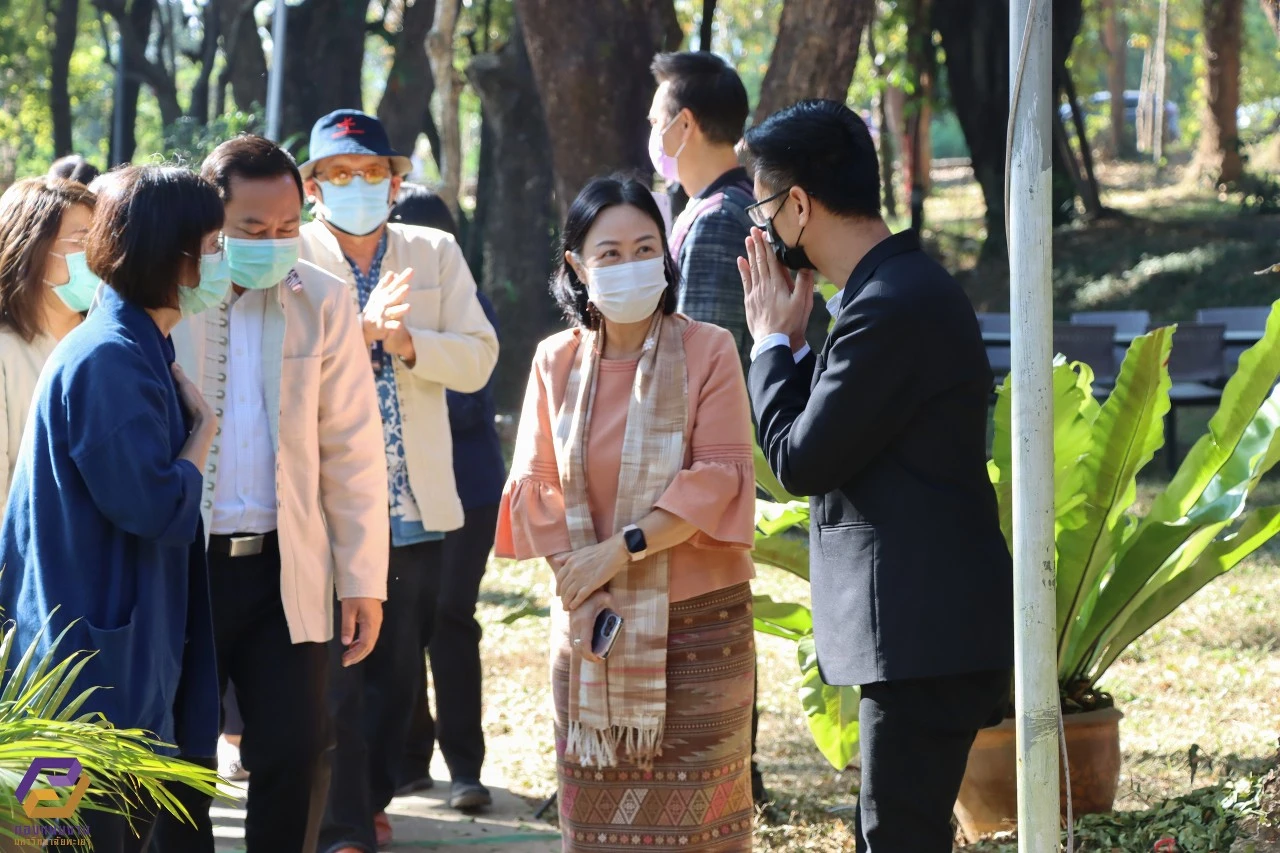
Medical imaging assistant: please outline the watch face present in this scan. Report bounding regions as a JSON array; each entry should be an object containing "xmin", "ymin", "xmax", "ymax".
[{"xmin": 624, "ymin": 527, "xmax": 646, "ymax": 554}]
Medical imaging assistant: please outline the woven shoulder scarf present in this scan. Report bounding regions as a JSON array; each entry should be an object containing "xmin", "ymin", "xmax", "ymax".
[{"xmin": 552, "ymin": 313, "xmax": 688, "ymax": 768}]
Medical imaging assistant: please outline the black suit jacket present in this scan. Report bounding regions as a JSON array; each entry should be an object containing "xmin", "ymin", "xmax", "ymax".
[{"xmin": 750, "ymin": 231, "xmax": 1013, "ymax": 687}]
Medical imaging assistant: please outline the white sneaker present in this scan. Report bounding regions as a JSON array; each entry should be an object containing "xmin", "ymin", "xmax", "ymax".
[{"xmin": 217, "ymin": 735, "xmax": 250, "ymax": 782}]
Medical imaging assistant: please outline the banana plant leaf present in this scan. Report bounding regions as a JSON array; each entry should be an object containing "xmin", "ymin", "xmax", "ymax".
[
  {"xmin": 753, "ymin": 595, "xmax": 813, "ymax": 641},
  {"xmin": 754, "ymin": 443, "xmax": 799, "ymax": 504},
  {"xmin": 1054, "ymin": 328, "xmax": 1173, "ymax": 673},
  {"xmin": 753, "ymin": 498, "xmax": 810, "ymax": 580},
  {"xmin": 797, "ymin": 636, "xmax": 860, "ymax": 771}
]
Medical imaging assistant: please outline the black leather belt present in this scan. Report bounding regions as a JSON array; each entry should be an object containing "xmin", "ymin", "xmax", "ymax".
[{"xmin": 208, "ymin": 530, "xmax": 278, "ymax": 558}]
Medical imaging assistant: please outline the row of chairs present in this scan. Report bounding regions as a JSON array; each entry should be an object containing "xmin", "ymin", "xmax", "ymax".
[{"xmin": 978, "ymin": 307, "xmax": 1273, "ymax": 473}]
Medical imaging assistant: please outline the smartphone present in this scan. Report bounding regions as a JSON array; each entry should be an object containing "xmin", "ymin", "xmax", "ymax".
[{"xmin": 592, "ymin": 608, "xmax": 624, "ymax": 660}]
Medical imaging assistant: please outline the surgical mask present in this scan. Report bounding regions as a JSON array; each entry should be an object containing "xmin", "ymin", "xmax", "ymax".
[
  {"xmin": 313, "ymin": 178, "xmax": 392, "ymax": 237},
  {"xmin": 225, "ymin": 236, "xmax": 301, "ymax": 290},
  {"xmin": 648, "ymin": 115, "xmax": 685, "ymax": 186},
  {"xmin": 582, "ymin": 256, "xmax": 668, "ymax": 324},
  {"xmin": 764, "ymin": 201, "xmax": 818, "ymax": 272},
  {"xmin": 178, "ymin": 251, "xmax": 232, "ymax": 316},
  {"xmin": 45, "ymin": 251, "xmax": 102, "ymax": 313}
]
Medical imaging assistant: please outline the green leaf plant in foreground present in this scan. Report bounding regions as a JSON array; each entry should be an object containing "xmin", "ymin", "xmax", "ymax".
[
  {"xmin": 754, "ymin": 299, "xmax": 1280, "ymax": 765},
  {"xmin": 0, "ymin": 609, "xmax": 226, "ymax": 841}
]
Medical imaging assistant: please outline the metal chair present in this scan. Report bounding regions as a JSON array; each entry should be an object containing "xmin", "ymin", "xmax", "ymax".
[
  {"xmin": 1071, "ymin": 310, "xmax": 1152, "ymax": 369},
  {"xmin": 1195, "ymin": 306, "xmax": 1271, "ymax": 378},
  {"xmin": 977, "ymin": 312, "xmax": 1011, "ymax": 386},
  {"xmin": 1155, "ymin": 322, "xmax": 1226, "ymax": 475},
  {"xmin": 1054, "ymin": 323, "xmax": 1117, "ymax": 393}
]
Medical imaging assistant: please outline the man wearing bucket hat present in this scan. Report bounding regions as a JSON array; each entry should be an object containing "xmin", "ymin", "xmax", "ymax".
[{"xmin": 298, "ymin": 109, "xmax": 499, "ymax": 853}]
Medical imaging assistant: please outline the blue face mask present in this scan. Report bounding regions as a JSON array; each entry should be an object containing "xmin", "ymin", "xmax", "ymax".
[
  {"xmin": 178, "ymin": 252, "xmax": 232, "ymax": 316},
  {"xmin": 46, "ymin": 251, "xmax": 102, "ymax": 313},
  {"xmin": 225, "ymin": 236, "xmax": 301, "ymax": 290},
  {"xmin": 313, "ymin": 178, "xmax": 392, "ymax": 237}
]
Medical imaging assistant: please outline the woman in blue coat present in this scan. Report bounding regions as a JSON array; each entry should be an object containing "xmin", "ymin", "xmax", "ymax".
[{"xmin": 0, "ymin": 165, "xmax": 229, "ymax": 852}]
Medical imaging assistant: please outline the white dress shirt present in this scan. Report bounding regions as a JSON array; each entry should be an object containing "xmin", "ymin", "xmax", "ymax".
[
  {"xmin": 210, "ymin": 288, "xmax": 278, "ymax": 535},
  {"xmin": 748, "ymin": 287, "xmax": 844, "ymax": 363}
]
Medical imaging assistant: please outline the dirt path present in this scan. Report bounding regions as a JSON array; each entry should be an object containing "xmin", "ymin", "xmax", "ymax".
[{"xmin": 212, "ymin": 756, "xmax": 561, "ymax": 852}]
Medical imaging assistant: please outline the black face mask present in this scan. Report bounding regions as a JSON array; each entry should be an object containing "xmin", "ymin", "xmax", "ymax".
[{"xmin": 765, "ymin": 200, "xmax": 818, "ymax": 272}]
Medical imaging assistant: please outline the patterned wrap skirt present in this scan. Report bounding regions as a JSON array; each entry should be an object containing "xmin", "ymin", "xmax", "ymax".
[{"xmin": 551, "ymin": 582, "xmax": 755, "ymax": 852}]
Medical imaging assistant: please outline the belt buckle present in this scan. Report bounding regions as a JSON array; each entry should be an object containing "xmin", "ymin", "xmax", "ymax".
[{"xmin": 228, "ymin": 535, "xmax": 265, "ymax": 558}]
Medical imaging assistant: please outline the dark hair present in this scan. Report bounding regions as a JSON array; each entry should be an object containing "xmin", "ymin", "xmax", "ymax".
[
  {"xmin": 48, "ymin": 155, "xmax": 101, "ymax": 187},
  {"xmin": 651, "ymin": 52, "xmax": 749, "ymax": 147},
  {"xmin": 743, "ymin": 99, "xmax": 883, "ymax": 220},
  {"xmin": 200, "ymin": 134, "xmax": 305, "ymax": 204},
  {"xmin": 0, "ymin": 178, "xmax": 97, "ymax": 342},
  {"xmin": 552, "ymin": 176, "xmax": 679, "ymax": 330},
  {"xmin": 391, "ymin": 183, "xmax": 458, "ymax": 237},
  {"xmin": 86, "ymin": 166, "xmax": 225, "ymax": 310}
]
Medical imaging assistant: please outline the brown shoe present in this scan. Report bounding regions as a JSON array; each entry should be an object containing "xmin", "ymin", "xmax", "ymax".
[{"xmin": 374, "ymin": 811, "xmax": 393, "ymax": 847}]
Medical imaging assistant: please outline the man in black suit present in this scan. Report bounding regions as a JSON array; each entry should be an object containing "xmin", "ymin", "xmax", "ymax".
[{"xmin": 737, "ymin": 99, "xmax": 1014, "ymax": 852}]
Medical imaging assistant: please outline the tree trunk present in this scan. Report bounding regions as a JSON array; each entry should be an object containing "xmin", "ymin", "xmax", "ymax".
[
  {"xmin": 427, "ymin": 0, "xmax": 462, "ymax": 215},
  {"xmin": 866, "ymin": 18, "xmax": 896, "ymax": 218},
  {"xmin": 1102, "ymin": 0, "xmax": 1131, "ymax": 158},
  {"xmin": 188, "ymin": 0, "xmax": 221, "ymax": 122},
  {"xmin": 904, "ymin": 0, "xmax": 933, "ymax": 231},
  {"xmin": 219, "ymin": 0, "xmax": 268, "ymax": 113},
  {"xmin": 1196, "ymin": 0, "xmax": 1244, "ymax": 185},
  {"xmin": 699, "ymin": 0, "xmax": 716, "ymax": 50},
  {"xmin": 1152, "ymin": 0, "xmax": 1169, "ymax": 163},
  {"xmin": 49, "ymin": 0, "xmax": 79, "ymax": 156},
  {"xmin": 754, "ymin": 0, "xmax": 874, "ymax": 123},
  {"xmin": 377, "ymin": 0, "xmax": 438, "ymax": 157},
  {"xmin": 932, "ymin": 0, "xmax": 1008, "ymax": 257},
  {"xmin": 280, "ymin": 0, "xmax": 370, "ymax": 145},
  {"xmin": 101, "ymin": 0, "xmax": 159, "ymax": 163},
  {"xmin": 465, "ymin": 13, "xmax": 558, "ymax": 412},
  {"xmin": 1064, "ymin": 70, "xmax": 1104, "ymax": 217},
  {"xmin": 934, "ymin": 0, "xmax": 1085, "ymax": 257},
  {"xmin": 514, "ymin": 0, "xmax": 681, "ymax": 217}
]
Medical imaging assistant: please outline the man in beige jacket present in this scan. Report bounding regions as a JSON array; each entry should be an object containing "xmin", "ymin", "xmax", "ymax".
[
  {"xmin": 297, "ymin": 109, "xmax": 499, "ymax": 853},
  {"xmin": 159, "ymin": 135, "xmax": 389, "ymax": 853}
]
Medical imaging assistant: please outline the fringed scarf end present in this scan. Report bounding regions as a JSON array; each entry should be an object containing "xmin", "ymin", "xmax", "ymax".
[{"xmin": 568, "ymin": 721, "xmax": 665, "ymax": 769}]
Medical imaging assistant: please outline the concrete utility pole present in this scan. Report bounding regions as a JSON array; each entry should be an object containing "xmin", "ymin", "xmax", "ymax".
[
  {"xmin": 265, "ymin": 0, "xmax": 288, "ymax": 142},
  {"xmin": 1008, "ymin": 0, "xmax": 1061, "ymax": 851}
]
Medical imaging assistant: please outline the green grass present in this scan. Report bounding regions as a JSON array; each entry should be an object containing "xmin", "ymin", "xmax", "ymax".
[{"xmin": 924, "ymin": 161, "xmax": 1280, "ymax": 320}]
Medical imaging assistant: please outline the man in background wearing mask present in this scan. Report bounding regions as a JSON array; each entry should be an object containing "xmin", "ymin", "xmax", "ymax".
[
  {"xmin": 740, "ymin": 100, "xmax": 1013, "ymax": 853},
  {"xmin": 648, "ymin": 51, "xmax": 756, "ymax": 369},
  {"xmin": 648, "ymin": 50, "xmax": 772, "ymax": 808},
  {"xmin": 298, "ymin": 109, "xmax": 499, "ymax": 853},
  {"xmin": 160, "ymin": 135, "xmax": 389, "ymax": 853}
]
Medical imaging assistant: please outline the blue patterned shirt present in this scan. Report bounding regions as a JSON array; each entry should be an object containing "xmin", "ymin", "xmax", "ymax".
[{"xmin": 345, "ymin": 233, "xmax": 443, "ymax": 548}]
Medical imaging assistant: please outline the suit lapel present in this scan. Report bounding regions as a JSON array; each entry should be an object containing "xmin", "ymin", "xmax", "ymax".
[{"xmin": 263, "ymin": 286, "xmax": 285, "ymax": 453}]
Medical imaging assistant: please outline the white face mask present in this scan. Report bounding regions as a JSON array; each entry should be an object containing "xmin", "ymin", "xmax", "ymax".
[{"xmin": 581, "ymin": 256, "xmax": 668, "ymax": 325}]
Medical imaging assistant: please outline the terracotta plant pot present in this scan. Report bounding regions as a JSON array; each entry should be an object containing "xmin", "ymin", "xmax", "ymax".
[{"xmin": 953, "ymin": 705, "xmax": 1124, "ymax": 842}]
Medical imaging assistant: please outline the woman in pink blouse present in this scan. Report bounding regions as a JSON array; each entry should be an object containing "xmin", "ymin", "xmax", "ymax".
[{"xmin": 495, "ymin": 177, "xmax": 757, "ymax": 852}]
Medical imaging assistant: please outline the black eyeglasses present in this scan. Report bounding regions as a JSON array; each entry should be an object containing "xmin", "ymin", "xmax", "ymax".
[{"xmin": 744, "ymin": 189, "xmax": 789, "ymax": 228}]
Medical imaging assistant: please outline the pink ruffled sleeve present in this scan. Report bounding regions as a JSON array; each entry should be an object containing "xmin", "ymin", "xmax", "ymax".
[
  {"xmin": 654, "ymin": 328, "xmax": 757, "ymax": 551},
  {"xmin": 495, "ymin": 349, "xmax": 572, "ymax": 560}
]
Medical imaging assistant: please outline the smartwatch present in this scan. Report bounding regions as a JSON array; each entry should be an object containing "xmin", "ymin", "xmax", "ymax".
[{"xmin": 622, "ymin": 524, "xmax": 648, "ymax": 562}]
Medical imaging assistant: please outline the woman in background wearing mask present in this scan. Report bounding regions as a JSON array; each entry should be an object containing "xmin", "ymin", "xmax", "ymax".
[
  {"xmin": 0, "ymin": 177, "xmax": 99, "ymax": 514},
  {"xmin": 495, "ymin": 176, "xmax": 757, "ymax": 852},
  {"xmin": 0, "ymin": 165, "xmax": 227, "ymax": 852}
]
